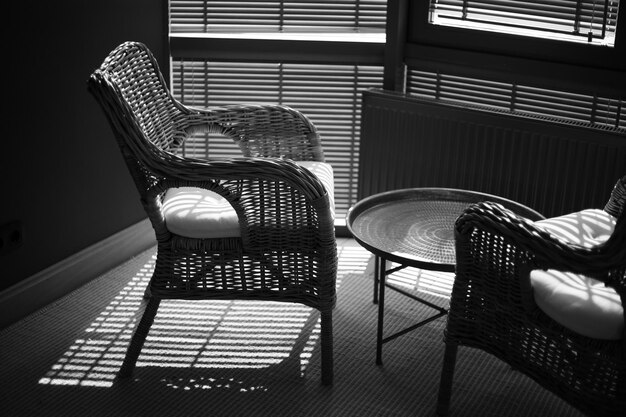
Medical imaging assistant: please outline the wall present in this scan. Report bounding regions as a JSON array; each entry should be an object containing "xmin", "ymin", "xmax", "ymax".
[{"xmin": 1, "ymin": 1, "xmax": 167, "ymax": 292}]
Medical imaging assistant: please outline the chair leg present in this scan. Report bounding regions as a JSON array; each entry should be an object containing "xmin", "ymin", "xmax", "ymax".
[
  {"xmin": 436, "ymin": 342, "xmax": 458, "ymax": 416},
  {"xmin": 320, "ymin": 310, "xmax": 334, "ymax": 386},
  {"xmin": 118, "ymin": 297, "xmax": 161, "ymax": 379}
]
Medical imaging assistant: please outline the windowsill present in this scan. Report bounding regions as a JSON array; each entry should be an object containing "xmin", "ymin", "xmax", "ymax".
[
  {"xmin": 170, "ymin": 32, "xmax": 386, "ymax": 44},
  {"xmin": 430, "ymin": 17, "xmax": 616, "ymax": 47}
]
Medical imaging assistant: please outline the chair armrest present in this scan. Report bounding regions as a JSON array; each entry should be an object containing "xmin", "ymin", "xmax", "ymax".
[
  {"xmin": 177, "ymin": 103, "xmax": 325, "ymax": 161},
  {"xmin": 143, "ymin": 156, "xmax": 334, "ymax": 249},
  {"xmin": 456, "ymin": 201, "xmax": 626, "ymax": 280},
  {"xmin": 157, "ymin": 155, "xmax": 328, "ymax": 200}
]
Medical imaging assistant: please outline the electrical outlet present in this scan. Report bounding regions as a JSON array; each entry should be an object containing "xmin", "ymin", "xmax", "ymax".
[{"xmin": 0, "ymin": 221, "xmax": 23, "ymax": 255}]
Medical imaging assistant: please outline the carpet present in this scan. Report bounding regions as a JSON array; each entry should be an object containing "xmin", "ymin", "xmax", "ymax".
[{"xmin": 0, "ymin": 243, "xmax": 584, "ymax": 416}]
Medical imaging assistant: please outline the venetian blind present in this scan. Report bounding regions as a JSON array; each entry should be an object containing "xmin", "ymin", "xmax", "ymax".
[
  {"xmin": 429, "ymin": 0, "xmax": 621, "ymax": 46},
  {"xmin": 169, "ymin": 1, "xmax": 387, "ymax": 221},
  {"xmin": 406, "ymin": 68, "xmax": 625, "ymax": 131},
  {"xmin": 170, "ymin": 0, "xmax": 387, "ymax": 32}
]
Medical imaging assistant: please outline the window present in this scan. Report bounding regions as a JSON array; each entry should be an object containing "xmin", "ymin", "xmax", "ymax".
[
  {"xmin": 169, "ymin": 1, "xmax": 387, "ymax": 223},
  {"xmin": 429, "ymin": 0, "xmax": 621, "ymax": 46},
  {"xmin": 407, "ymin": 2, "xmax": 624, "ymax": 71}
]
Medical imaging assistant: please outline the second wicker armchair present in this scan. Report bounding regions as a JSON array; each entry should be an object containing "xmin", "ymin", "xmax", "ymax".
[
  {"xmin": 88, "ymin": 41, "xmax": 337, "ymax": 385},
  {"xmin": 437, "ymin": 176, "xmax": 626, "ymax": 416}
]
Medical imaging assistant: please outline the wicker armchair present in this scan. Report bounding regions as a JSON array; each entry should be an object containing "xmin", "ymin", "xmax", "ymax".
[
  {"xmin": 437, "ymin": 177, "xmax": 626, "ymax": 416},
  {"xmin": 88, "ymin": 41, "xmax": 337, "ymax": 385}
]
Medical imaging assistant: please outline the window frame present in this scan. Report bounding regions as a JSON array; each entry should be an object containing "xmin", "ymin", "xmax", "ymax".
[
  {"xmin": 169, "ymin": 34, "xmax": 385, "ymax": 65},
  {"xmin": 408, "ymin": 2, "xmax": 625, "ymax": 71},
  {"xmin": 426, "ymin": 0, "xmax": 621, "ymax": 47},
  {"xmin": 392, "ymin": 1, "xmax": 626, "ymax": 98}
]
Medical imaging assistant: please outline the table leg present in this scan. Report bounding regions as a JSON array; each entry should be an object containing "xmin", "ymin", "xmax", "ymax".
[
  {"xmin": 376, "ymin": 256, "xmax": 387, "ymax": 365},
  {"xmin": 373, "ymin": 256, "xmax": 380, "ymax": 304}
]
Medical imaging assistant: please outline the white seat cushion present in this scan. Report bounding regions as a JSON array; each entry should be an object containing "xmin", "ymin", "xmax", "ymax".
[
  {"xmin": 162, "ymin": 187, "xmax": 242, "ymax": 238},
  {"xmin": 162, "ymin": 161, "xmax": 334, "ymax": 239},
  {"xmin": 530, "ymin": 209, "xmax": 623, "ymax": 340}
]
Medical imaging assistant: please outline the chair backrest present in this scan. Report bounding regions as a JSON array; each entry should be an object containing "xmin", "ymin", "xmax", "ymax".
[
  {"xmin": 89, "ymin": 41, "xmax": 185, "ymax": 159},
  {"xmin": 89, "ymin": 41, "xmax": 199, "ymax": 202}
]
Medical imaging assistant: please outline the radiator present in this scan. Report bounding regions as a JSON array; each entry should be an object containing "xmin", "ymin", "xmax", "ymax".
[{"xmin": 358, "ymin": 89, "xmax": 626, "ymax": 218}]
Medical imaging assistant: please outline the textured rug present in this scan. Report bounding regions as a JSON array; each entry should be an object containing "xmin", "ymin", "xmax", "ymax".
[{"xmin": 0, "ymin": 243, "xmax": 583, "ymax": 417}]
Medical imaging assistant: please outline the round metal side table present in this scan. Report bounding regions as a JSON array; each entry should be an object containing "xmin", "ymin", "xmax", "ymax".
[{"xmin": 346, "ymin": 188, "xmax": 544, "ymax": 365}]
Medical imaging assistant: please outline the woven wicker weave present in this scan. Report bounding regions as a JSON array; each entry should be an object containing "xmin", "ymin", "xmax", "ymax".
[
  {"xmin": 437, "ymin": 177, "xmax": 626, "ymax": 416},
  {"xmin": 88, "ymin": 41, "xmax": 337, "ymax": 385}
]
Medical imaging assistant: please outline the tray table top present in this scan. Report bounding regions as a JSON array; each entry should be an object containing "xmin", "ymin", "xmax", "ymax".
[{"xmin": 346, "ymin": 188, "xmax": 543, "ymax": 271}]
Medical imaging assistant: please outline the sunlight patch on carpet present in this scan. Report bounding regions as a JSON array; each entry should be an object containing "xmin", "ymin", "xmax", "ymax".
[
  {"xmin": 135, "ymin": 299, "xmax": 319, "ymax": 371},
  {"xmin": 386, "ymin": 263, "xmax": 454, "ymax": 300},
  {"xmin": 38, "ymin": 243, "xmax": 373, "ymax": 389},
  {"xmin": 160, "ymin": 375, "xmax": 270, "ymax": 392}
]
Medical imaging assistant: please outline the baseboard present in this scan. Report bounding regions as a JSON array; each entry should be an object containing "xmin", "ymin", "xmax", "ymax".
[{"xmin": 0, "ymin": 218, "xmax": 155, "ymax": 330}]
